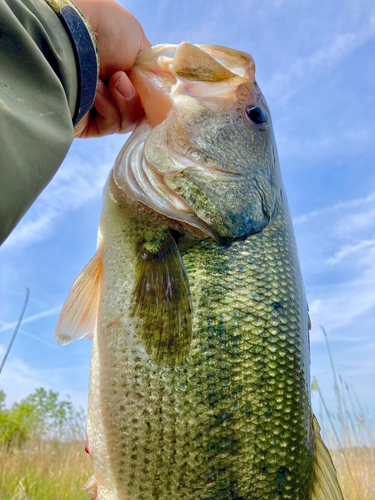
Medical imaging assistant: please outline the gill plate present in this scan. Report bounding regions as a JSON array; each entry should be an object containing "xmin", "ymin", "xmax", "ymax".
[{"xmin": 113, "ymin": 121, "xmax": 218, "ymax": 240}]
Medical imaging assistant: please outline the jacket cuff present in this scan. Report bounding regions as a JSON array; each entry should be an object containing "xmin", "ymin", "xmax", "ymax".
[{"xmin": 43, "ymin": 0, "xmax": 99, "ymax": 125}]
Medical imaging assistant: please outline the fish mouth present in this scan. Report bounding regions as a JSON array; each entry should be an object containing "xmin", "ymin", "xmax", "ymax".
[
  {"xmin": 128, "ymin": 42, "xmax": 255, "ymax": 127},
  {"xmin": 113, "ymin": 42, "xmax": 275, "ymax": 243}
]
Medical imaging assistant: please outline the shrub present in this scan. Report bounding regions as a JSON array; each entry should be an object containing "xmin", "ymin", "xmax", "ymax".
[{"xmin": 0, "ymin": 388, "xmax": 85, "ymax": 447}]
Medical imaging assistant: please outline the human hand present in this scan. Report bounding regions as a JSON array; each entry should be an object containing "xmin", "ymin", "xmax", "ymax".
[{"xmin": 73, "ymin": 0, "xmax": 151, "ymax": 138}]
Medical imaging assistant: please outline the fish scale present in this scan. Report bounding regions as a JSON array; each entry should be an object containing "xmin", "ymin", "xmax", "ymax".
[
  {"xmin": 89, "ymin": 182, "xmax": 313, "ymax": 500},
  {"xmin": 57, "ymin": 43, "xmax": 343, "ymax": 500}
]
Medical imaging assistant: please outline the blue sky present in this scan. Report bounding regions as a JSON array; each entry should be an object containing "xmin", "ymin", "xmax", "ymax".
[{"xmin": 1, "ymin": 0, "xmax": 374, "ymax": 422}]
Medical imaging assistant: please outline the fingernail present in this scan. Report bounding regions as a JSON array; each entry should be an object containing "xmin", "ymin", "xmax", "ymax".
[{"xmin": 115, "ymin": 73, "xmax": 136, "ymax": 100}]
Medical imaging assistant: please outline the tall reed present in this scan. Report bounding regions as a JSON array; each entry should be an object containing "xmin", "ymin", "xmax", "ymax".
[
  {"xmin": 0, "ymin": 438, "xmax": 92, "ymax": 500},
  {"xmin": 314, "ymin": 326, "xmax": 375, "ymax": 500},
  {"xmin": 1, "ymin": 326, "xmax": 373, "ymax": 500}
]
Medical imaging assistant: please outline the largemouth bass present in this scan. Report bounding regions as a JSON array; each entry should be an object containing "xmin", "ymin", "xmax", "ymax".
[{"xmin": 56, "ymin": 43, "xmax": 343, "ymax": 500}]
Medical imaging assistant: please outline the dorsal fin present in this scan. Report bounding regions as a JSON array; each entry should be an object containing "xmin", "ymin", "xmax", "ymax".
[
  {"xmin": 55, "ymin": 249, "xmax": 102, "ymax": 345},
  {"xmin": 131, "ymin": 230, "xmax": 193, "ymax": 367},
  {"xmin": 173, "ymin": 42, "xmax": 237, "ymax": 82},
  {"xmin": 311, "ymin": 416, "xmax": 344, "ymax": 500}
]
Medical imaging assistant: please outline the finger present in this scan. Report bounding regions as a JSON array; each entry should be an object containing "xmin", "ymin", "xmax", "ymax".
[
  {"xmin": 141, "ymin": 31, "xmax": 152, "ymax": 50},
  {"xmin": 109, "ymin": 72, "xmax": 144, "ymax": 134},
  {"xmin": 96, "ymin": 7, "xmax": 153, "ymax": 79},
  {"xmin": 74, "ymin": 110, "xmax": 90, "ymax": 138},
  {"xmin": 90, "ymin": 79, "xmax": 121, "ymax": 136},
  {"xmin": 74, "ymin": 79, "xmax": 121, "ymax": 138}
]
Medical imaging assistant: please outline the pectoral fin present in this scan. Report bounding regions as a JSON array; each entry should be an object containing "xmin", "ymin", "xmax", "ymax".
[
  {"xmin": 82, "ymin": 475, "xmax": 98, "ymax": 500},
  {"xmin": 131, "ymin": 230, "xmax": 193, "ymax": 367},
  {"xmin": 55, "ymin": 249, "xmax": 102, "ymax": 345},
  {"xmin": 311, "ymin": 416, "xmax": 344, "ymax": 500}
]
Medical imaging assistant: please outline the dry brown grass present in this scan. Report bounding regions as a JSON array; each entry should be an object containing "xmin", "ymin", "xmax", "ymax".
[
  {"xmin": 0, "ymin": 438, "xmax": 92, "ymax": 500},
  {"xmin": 1, "ymin": 328, "xmax": 372, "ymax": 499},
  {"xmin": 314, "ymin": 326, "xmax": 375, "ymax": 500},
  {"xmin": 1, "ymin": 424, "xmax": 373, "ymax": 499},
  {"xmin": 316, "ymin": 399, "xmax": 375, "ymax": 500},
  {"xmin": 332, "ymin": 447, "xmax": 375, "ymax": 500}
]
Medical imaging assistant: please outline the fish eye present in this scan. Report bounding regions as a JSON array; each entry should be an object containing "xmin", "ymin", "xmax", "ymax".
[{"xmin": 245, "ymin": 105, "xmax": 268, "ymax": 125}]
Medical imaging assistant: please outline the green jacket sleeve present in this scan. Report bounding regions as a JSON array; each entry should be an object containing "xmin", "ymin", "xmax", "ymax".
[{"xmin": 0, "ymin": 0, "xmax": 97, "ymax": 245}]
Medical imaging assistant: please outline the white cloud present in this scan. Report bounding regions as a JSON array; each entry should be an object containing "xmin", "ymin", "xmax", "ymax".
[
  {"xmin": 293, "ymin": 186, "xmax": 375, "ymax": 347},
  {"xmin": 309, "ymin": 278, "xmax": 375, "ymax": 339},
  {"xmin": 345, "ymin": 127, "xmax": 373, "ymax": 146},
  {"xmin": 1, "ymin": 146, "xmax": 116, "ymax": 249},
  {"xmin": 303, "ymin": 192, "xmax": 375, "ymax": 339},
  {"xmin": 16, "ymin": 329, "xmax": 58, "ymax": 348},
  {"xmin": 334, "ymin": 210, "xmax": 375, "ymax": 239},
  {"xmin": 0, "ymin": 323, "xmax": 57, "ymax": 348},
  {"xmin": 0, "ymin": 344, "xmax": 52, "ymax": 406},
  {"xmin": 275, "ymin": 122, "xmax": 375, "ymax": 163},
  {"xmin": 272, "ymin": 0, "xmax": 288, "ymax": 7},
  {"xmin": 294, "ymin": 190, "xmax": 375, "ymax": 224},
  {"xmin": 0, "ymin": 305, "xmax": 62, "ymax": 333},
  {"xmin": 326, "ymin": 236, "xmax": 375, "ymax": 265},
  {"xmin": 0, "ymin": 344, "xmax": 89, "ymax": 410},
  {"xmin": 264, "ymin": 16, "xmax": 375, "ymax": 104}
]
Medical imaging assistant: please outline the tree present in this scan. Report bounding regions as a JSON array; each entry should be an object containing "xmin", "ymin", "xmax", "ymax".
[
  {"xmin": 0, "ymin": 390, "xmax": 6, "ymax": 411},
  {"xmin": 0, "ymin": 388, "xmax": 85, "ymax": 446}
]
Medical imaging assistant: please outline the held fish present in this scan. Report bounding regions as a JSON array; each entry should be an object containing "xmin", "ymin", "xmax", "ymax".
[{"xmin": 56, "ymin": 43, "xmax": 343, "ymax": 500}]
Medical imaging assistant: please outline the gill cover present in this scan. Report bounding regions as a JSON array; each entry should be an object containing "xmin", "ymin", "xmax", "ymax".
[{"xmin": 114, "ymin": 42, "xmax": 281, "ymax": 241}]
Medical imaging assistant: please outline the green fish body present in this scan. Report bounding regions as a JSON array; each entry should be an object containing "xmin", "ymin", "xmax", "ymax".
[{"xmin": 56, "ymin": 43, "xmax": 343, "ymax": 500}]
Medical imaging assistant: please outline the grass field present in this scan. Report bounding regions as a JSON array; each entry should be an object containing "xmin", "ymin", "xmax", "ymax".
[
  {"xmin": 0, "ymin": 437, "xmax": 374, "ymax": 499},
  {"xmin": 1, "ymin": 330, "xmax": 373, "ymax": 499},
  {"xmin": 332, "ymin": 447, "xmax": 375, "ymax": 500},
  {"xmin": 0, "ymin": 439, "xmax": 92, "ymax": 500}
]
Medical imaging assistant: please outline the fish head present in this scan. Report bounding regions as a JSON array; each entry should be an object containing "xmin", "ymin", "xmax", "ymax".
[{"xmin": 114, "ymin": 42, "xmax": 281, "ymax": 242}]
